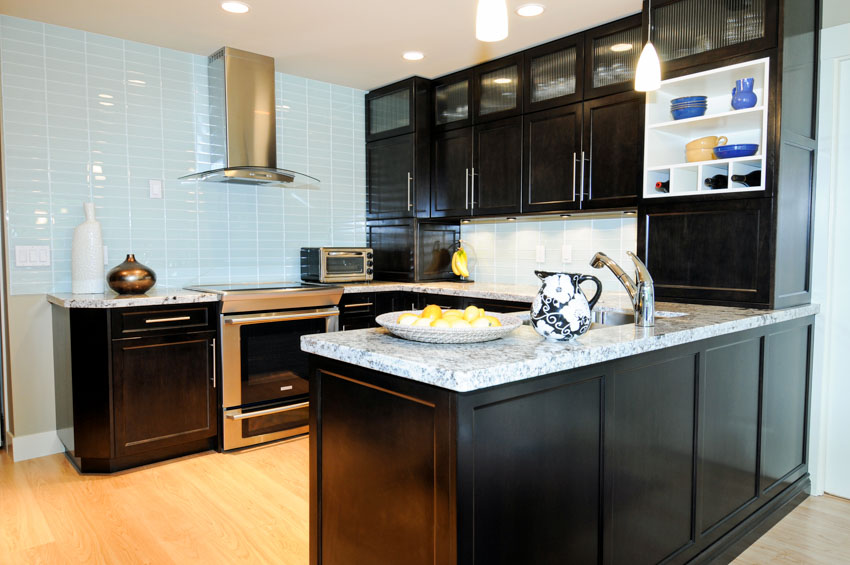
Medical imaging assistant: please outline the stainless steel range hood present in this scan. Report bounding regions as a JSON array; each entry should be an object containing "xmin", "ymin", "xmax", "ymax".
[{"xmin": 180, "ymin": 47, "xmax": 318, "ymax": 187}]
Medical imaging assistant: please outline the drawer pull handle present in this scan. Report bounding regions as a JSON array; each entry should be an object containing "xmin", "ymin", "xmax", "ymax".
[
  {"xmin": 145, "ymin": 316, "xmax": 192, "ymax": 324},
  {"xmin": 344, "ymin": 302, "xmax": 373, "ymax": 308},
  {"xmin": 226, "ymin": 402, "xmax": 309, "ymax": 420}
]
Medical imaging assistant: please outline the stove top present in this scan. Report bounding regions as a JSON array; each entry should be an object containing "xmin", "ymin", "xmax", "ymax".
[{"xmin": 185, "ymin": 281, "xmax": 344, "ymax": 314}]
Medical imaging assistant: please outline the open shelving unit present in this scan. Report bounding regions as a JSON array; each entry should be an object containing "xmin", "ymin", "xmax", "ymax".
[{"xmin": 643, "ymin": 58, "xmax": 769, "ymax": 198}]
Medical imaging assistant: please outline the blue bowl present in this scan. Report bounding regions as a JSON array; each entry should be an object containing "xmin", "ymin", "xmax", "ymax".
[
  {"xmin": 671, "ymin": 95, "xmax": 707, "ymax": 104},
  {"xmin": 713, "ymin": 144, "xmax": 759, "ymax": 159},
  {"xmin": 671, "ymin": 106, "xmax": 707, "ymax": 120},
  {"xmin": 671, "ymin": 103, "xmax": 707, "ymax": 109}
]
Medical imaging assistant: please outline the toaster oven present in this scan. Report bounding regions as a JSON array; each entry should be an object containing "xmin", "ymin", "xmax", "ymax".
[{"xmin": 301, "ymin": 247, "xmax": 373, "ymax": 283}]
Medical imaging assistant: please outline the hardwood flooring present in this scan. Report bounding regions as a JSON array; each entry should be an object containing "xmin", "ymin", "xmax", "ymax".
[{"xmin": 2, "ymin": 438, "xmax": 849, "ymax": 564}]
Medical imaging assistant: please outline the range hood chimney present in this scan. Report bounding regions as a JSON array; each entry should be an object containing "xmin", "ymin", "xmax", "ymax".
[{"xmin": 180, "ymin": 47, "xmax": 318, "ymax": 187}]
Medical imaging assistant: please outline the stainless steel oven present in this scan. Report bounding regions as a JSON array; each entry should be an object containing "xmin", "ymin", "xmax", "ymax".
[{"xmin": 186, "ymin": 282, "xmax": 343, "ymax": 450}]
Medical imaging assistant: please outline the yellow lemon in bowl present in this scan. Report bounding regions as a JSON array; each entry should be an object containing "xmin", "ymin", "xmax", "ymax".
[
  {"xmin": 421, "ymin": 304, "xmax": 443, "ymax": 320},
  {"xmin": 450, "ymin": 318, "xmax": 472, "ymax": 329},
  {"xmin": 484, "ymin": 315, "xmax": 502, "ymax": 327},
  {"xmin": 397, "ymin": 313, "xmax": 419, "ymax": 325},
  {"xmin": 463, "ymin": 305, "xmax": 481, "ymax": 322},
  {"xmin": 413, "ymin": 317, "xmax": 434, "ymax": 327},
  {"xmin": 444, "ymin": 309, "xmax": 464, "ymax": 317},
  {"xmin": 471, "ymin": 317, "xmax": 492, "ymax": 328},
  {"xmin": 431, "ymin": 318, "xmax": 451, "ymax": 328}
]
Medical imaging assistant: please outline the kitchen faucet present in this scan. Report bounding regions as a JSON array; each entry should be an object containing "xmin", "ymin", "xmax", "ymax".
[{"xmin": 590, "ymin": 251, "xmax": 655, "ymax": 327}]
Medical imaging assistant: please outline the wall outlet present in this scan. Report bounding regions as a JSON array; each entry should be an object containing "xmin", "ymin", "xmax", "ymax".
[
  {"xmin": 535, "ymin": 245, "xmax": 545, "ymax": 263},
  {"xmin": 562, "ymin": 244, "xmax": 573, "ymax": 263},
  {"xmin": 15, "ymin": 245, "xmax": 50, "ymax": 266},
  {"xmin": 149, "ymin": 179, "xmax": 163, "ymax": 199}
]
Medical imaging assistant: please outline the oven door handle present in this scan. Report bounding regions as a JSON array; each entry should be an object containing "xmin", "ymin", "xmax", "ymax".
[
  {"xmin": 223, "ymin": 308, "xmax": 339, "ymax": 326},
  {"xmin": 226, "ymin": 402, "xmax": 309, "ymax": 420}
]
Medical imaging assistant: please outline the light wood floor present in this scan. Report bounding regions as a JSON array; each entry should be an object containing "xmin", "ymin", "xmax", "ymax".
[{"xmin": 2, "ymin": 438, "xmax": 849, "ymax": 564}]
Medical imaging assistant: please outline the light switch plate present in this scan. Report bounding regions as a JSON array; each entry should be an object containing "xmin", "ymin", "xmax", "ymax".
[
  {"xmin": 562, "ymin": 244, "xmax": 573, "ymax": 263},
  {"xmin": 149, "ymin": 179, "xmax": 163, "ymax": 199},
  {"xmin": 15, "ymin": 245, "xmax": 50, "ymax": 266},
  {"xmin": 535, "ymin": 245, "xmax": 545, "ymax": 263}
]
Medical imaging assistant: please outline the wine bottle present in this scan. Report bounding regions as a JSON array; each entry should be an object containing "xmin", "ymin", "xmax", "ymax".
[
  {"xmin": 730, "ymin": 170, "xmax": 761, "ymax": 187},
  {"xmin": 655, "ymin": 180, "xmax": 670, "ymax": 193},
  {"xmin": 704, "ymin": 174, "xmax": 728, "ymax": 189}
]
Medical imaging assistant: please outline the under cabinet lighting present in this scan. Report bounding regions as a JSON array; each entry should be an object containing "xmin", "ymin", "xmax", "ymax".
[
  {"xmin": 506, "ymin": 217, "xmax": 517, "ymax": 221},
  {"xmin": 461, "ymin": 219, "xmax": 471, "ymax": 224},
  {"xmin": 402, "ymin": 51, "xmax": 425, "ymax": 61},
  {"xmin": 560, "ymin": 214, "xmax": 572, "ymax": 218},
  {"xmin": 515, "ymin": 3, "xmax": 545, "ymax": 17},
  {"xmin": 221, "ymin": 1, "xmax": 250, "ymax": 14}
]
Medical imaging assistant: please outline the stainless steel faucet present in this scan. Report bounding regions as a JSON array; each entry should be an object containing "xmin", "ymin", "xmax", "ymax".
[{"xmin": 590, "ymin": 251, "xmax": 655, "ymax": 327}]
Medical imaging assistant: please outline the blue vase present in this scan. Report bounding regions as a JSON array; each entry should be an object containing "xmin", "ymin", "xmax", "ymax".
[{"xmin": 731, "ymin": 77, "xmax": 757, "ymax": 110}]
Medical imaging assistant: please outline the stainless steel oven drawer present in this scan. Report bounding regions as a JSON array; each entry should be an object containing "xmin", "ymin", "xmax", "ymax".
[{"xmin": 222, "ymin": 401, "xmax": 309, "ymax": 450}]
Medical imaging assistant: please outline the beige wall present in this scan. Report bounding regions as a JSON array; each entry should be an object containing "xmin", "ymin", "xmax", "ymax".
[
  {"xmin": 7, "ymin": 294, "xmax": 55, "ymax": 437},
  {"xmin": 823, "ymin": 0, "xmax": 850, "ymax": 28}
]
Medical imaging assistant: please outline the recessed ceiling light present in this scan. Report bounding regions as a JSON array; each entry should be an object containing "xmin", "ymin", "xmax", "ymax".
[
  {"xmin": 221, "ymin": 1, "xmax": 250, "ymax": 14},
  {"xmin": 610, "ymin": 43, "xmax": 633, "ymax": 52},
  {"xmin": 515, "ymin": 3, "xmax": 545, "ymax": 17},
  {"xmin": 402, "ymin": 51, "xmax": 424, "ymax": 61},
  {"xmin": 493, "ymin": 77, "xmax": 512, "ymax": 84}
]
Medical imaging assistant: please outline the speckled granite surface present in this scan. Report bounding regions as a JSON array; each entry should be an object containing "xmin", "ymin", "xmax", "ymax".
[
  {"xmin": 47, "ymin": 288, "xmax": 219, "ymax": 308},
  {"xmin": 302, "ymin": 301, "xmax": 819, "ymax": 392}
]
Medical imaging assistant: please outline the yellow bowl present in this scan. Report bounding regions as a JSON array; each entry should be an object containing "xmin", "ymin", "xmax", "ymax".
[
  {"xmin": 685, "ymin": 148, "xmax": 716, "ymax": 162},
  {"xmin": 686, "ymin": 135, "xmax": 728, "ymax": 151}
]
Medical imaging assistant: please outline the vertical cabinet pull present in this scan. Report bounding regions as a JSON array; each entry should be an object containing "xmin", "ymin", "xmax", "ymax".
[
  {"xmin": 579, "ymin": 150, "xmax": 586, "ymax": 202},
  {"xmin": 471, "ymin": 167, "xmax": 476, "ymax": 213},
  {"xmin": 465, "ymin": 168, "xmax": 470, "ymax": 210},
  {"xmin": 211, "ymin": 338, "xmax": 216, "ymax": 389},
  {"xmin": 406, "ymin": 172, "xmax": 413, "ymax": 211},
  {"xmin": 572, "ymin": 152, "xmax": 577, "ymax": 202}
]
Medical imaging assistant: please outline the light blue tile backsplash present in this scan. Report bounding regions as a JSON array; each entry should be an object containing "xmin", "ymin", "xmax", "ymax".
[
  {"xmin": 460, "ymin": 217, "xmax": 638, "ymax": 292},
  {"xmin": 0, "ymin": 16, "xmax": 366, "ymax": 295}
]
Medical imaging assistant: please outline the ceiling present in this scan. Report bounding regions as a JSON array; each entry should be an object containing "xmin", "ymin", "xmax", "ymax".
[{"xmin": 0, "ymin": 0, "xmax": 641, "ymax": 90}]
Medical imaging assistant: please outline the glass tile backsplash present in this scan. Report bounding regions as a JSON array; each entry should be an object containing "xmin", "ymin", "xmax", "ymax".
[{"xmin": 0, "ymin": 16, "xmax": 367, "ymax": 295}]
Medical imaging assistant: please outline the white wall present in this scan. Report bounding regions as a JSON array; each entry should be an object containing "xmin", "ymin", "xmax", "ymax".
[
  {"xmin": 823, "ymin": 0, "xmax": 850, "ymax": 29},
  {"xmin": 809, "ymin": 22, "xmax": 850, "ymax": 498}
]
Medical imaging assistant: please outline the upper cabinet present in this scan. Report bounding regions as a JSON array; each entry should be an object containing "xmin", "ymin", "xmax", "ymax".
[
  {"xmin": 367, "ymin": 79, "xmax": 417, "ymax": 142},
  {"xmin": 584, "ymin": 14, "xmax": 643, "ymax": 99},
  {"xmin": 474, "ymin": 54, "xmax": 524, "ymax": 122},
  {"xmin": 434, "ymin": 70, "xmax": 474, "ymax": 131},
  {"xmin": 650, "ymin": 0, "xmax": 777, "ymax": 74},
  {"xmin": 523, "ymin": 35, "xmax": 585, "ymax": 112}
]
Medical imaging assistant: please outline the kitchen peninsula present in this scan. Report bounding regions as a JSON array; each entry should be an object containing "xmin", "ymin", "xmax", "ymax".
[{"xmin": 302, "ymin": 295, "xmax": 817, "ymax": 565}]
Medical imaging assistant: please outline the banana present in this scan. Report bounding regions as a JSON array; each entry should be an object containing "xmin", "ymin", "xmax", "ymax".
[
  {"xmin": 455, "ymin": 248, "xmax": 470, "ymax": 278},
  {"xmin": 451, "ymin": 251, "xmax": 462, "ymax": 276}
]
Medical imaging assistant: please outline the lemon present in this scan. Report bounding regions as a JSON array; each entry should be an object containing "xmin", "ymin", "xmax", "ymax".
[
  {"xmin": 484, "ymin": 315, "xmax": 502, "ymax": 327},
  {"xmin": 397, "ymin": 313, "xmax": 419, "ymax": 325},
  {"xmin": 431, "ymin": 318, "xmax": 451, "ymax": 328},
  {"xmin": 478, "ymin": 307, "xmax": 487, "ymax": 317},
  {"xmin": 413, "ymin": 317, "xmax": 434, "ymax": 327},
  {"xmin": 471, "ymin": 317, "xmax": 491, "ymax": 328},
  {"xmin": 463, "ymin": 305, "xmax": 480, "ymax": 322},
  {"xmin": 449, "ymin": 318, "xmax": 472, "ymax": 328},
  {"xmin": 444, "ymin": 309, "xmax": 464, "ymax": 317},
  {"xmin": 421, "ymin": 304, "xmax": 443, "ymax": 320}
]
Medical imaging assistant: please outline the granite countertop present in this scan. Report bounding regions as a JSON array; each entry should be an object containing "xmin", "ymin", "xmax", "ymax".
[
  {"xmin": 301, "ymin": 301, "xmax": 819, "ymax": 392},
  {"xmin": 47, "ymin": 288, "xmax": 220, "ymax": 308}
]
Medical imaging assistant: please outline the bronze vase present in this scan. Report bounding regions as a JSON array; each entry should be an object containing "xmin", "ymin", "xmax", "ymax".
[{"xmin": 107, "ymin": 254, "xmax": 156, "ymax": 294}]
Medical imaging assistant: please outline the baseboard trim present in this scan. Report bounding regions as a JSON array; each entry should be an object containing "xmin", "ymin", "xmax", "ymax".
[{"xmin": 9, "ymin": 430, "xmax": 65, "ymax": 462}]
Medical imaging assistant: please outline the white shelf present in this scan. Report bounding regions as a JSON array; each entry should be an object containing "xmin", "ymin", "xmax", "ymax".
[
  {"xmin": 644, "ymin": 186, "xmax": 763, "ymax": 199},
  {"xmin": 647, "ymin": 155, "xmax": 764, "ymax": 172},
  {"xmin": 649, "ymin": 106, "xmax": 765, "ymax": 131}
]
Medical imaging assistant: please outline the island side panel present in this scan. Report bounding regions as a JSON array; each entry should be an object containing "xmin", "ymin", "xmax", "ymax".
[
  {"xmin": 455, "ymin": 367, "xmax": 604, "ymax": 565},
  {"xmin": 309, "ymin": 359, "xmax": 456, "ymax": 565}
]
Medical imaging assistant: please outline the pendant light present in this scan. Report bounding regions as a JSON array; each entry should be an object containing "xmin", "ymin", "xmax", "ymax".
[
  {"xmin": 476, "ymin": 0, "xmax": 509, "ymax": 42},
  {"xmin": 635, "ymin": 0, "xmax": 661, "ymax": 92}
]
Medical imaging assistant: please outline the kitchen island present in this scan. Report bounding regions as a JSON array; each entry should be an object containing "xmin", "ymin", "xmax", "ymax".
[{"xmin": 302, "ymin": 301, "xmax": 817, "ymax": 565}]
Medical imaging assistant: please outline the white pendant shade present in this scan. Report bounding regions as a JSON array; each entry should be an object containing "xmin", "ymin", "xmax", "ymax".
[
  {"xmin": 476, "ymin": 0, "xmax": 509, "ymax": 42},
  {"xmin": 635, "ymin": 41, "xmax": 661, "ymax": 92}
]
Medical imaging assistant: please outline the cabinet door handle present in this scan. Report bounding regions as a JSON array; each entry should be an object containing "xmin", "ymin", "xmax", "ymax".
[
  {"xmin": 471, "ymin": 167, "xmax": 476, "ymax": 213},
  {"xmin": 572, "ymin": 152, "xmax": 577, "ymax": 202},
  {"xmin": 145, "ymin": 315, "xmax": 191, "ymax": 324},
  {"xmin": 580, "ymin": 150, "xmax": 586, "ymax": 202},
  {"xmin": 343, "ymin": 302, "xmax": 373, "ymax": 308},
  {"xmin": 211, "ymin": 338, "xmax": 216, "ymax": 389},
  {"xmin": 465, "ymin": 168, "xmax": 470, "ymax": 210},
  {"xmin": 407, "ymin": 172, "xmax": 413, "ymax": 211},
  {"xmin": 226, "ymin": 402, "xmax": 309, "ymax": 421}
]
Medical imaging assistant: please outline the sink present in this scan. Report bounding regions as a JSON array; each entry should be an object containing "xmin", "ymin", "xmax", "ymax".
[{"xmin": 590, "ymin": 310, "xmax": 635, "ymax": 328}]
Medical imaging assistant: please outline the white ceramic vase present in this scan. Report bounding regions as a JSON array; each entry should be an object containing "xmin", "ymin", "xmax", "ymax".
[{"xmin": 71, "ymin": 202, "xmax": 104, "ymax": 294}]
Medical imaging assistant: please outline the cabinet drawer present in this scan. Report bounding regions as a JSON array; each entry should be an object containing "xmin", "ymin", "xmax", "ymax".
[{"xmin": 112, "ymin": 305, "xmax": 215, "ymax": 337}]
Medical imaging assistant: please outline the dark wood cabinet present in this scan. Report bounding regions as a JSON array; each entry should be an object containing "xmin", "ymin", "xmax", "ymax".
[
  {"xmin": 366, "ymin": 77, "xmax": 430, "ymax": 220},
  {"xmin": 338, "ymin": 293, "xmax": 378, "ymax": 331},
  {"xmin": 523, "ymin": 34, "xmax": 585, "ymax": 111},
  {"xmin": 431, "ymin": 127, "xmax": 473, "ymax": 218},
  {"xmin": 112, "ymin": 333, "xmax": 216, "ymax": 457},
  {"xmin": 584, "ymin": 14, "xmax": 643, "ymax": 99},
  {"xmin": 581, "ymin": 91, "xmax": 644, "ymax": 209},
  {"xmin": 473, "ymin": 116, "xmax": 522, "ymax": 215},
  {"xmin": 473, "ymin": 54, "xmax": 523, "ymax": 122},
  {"xmin": 52, "ymin": 303, "xmax": 219, "ymax": 473},
  {"xmin": 523, "ymin": 104, "xmax": 583, "ymax": 213}
]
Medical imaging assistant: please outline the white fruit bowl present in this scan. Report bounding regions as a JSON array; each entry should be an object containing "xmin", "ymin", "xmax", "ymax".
[{"xmin": 375, "ymin": 311, "xmax": 523, "ymax": 344}]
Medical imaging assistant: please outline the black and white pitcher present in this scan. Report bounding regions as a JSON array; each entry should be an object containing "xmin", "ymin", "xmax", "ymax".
[{"xmin": 530, "ymin": 271, "xmax": 602, "ymax": 341}]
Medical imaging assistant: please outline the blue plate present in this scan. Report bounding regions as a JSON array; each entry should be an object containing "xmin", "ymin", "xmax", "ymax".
[
  {"xmin": 671, "ymin": 106, "xmax": 707, "ymax": 120},
  {"xmin": 671, "ymin": 95, "xmax": 707, "ymax": 104},
  {"xmin": 713, "ymin": 144, "xmax": 759, "ymax": 159}
]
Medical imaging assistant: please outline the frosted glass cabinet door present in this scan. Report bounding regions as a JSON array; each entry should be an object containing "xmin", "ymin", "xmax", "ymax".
[
  {"xmin": 474, "ymin": 54, "xmax": 523, "ymax": 122},
  {"xmin": 434, "ymin": 69, "xmax": 473, "ymax": 131},
  {"xmin": 366, "ymin": 80, "xmax": 416, "ymax": 142},
  {"xmin": 523, "ymin": 34, "xmax": 584, "ymax": 112},
  {"xmin": 584, "ymin": 14, "xmax": 643, "ymax": 99}
]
